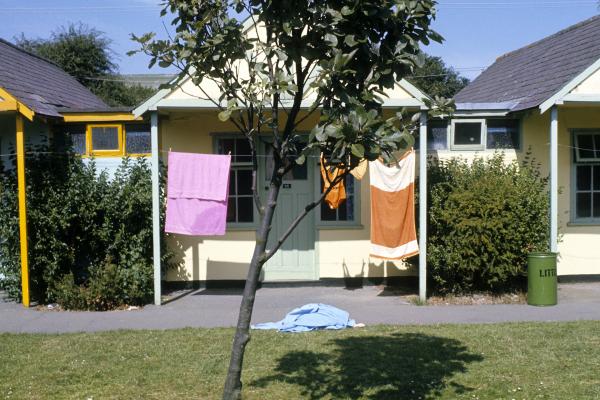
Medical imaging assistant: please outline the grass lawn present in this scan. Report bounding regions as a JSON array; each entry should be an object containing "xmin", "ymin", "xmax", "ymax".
[{"xmin": 1, "ymin": 321, "xmax": 599, "ymax": 399}]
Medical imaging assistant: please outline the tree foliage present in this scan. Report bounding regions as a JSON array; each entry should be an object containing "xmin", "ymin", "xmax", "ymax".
[
  {"xmin": 409, "ymin": 53, "xmax": 469, "ymax": 98},
  {"xmin": 133, "ymin": 1, "xmax": 449, "ymax": 398},
  {"xmin": 16, "ymin": 24, "xmax": 154, "ymax": 107}
]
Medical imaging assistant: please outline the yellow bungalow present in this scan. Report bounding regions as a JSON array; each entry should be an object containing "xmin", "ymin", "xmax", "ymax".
[
  {"xmin": 133, "ymin": 73, "xmax": 430, "ymax": 300},
  {"xmin": 0, "ymin": 38, "xmax": 151, "ymax": 306},
  {"xmin": 450, "ymin": 15, "xmax": 600, "ymax": 280},
  {"xmin": 134, "ymin": 15, "xmax": 600, "ymax": 301}
]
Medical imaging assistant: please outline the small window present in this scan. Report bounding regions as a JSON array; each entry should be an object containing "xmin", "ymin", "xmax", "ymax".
[
  {"xmin": 58, "ymin": 124, "xmax": 87, "ymax": 155},
  {"xmin": 487, "ymin": 119, "xmax": 520, "ymax": 149},
  {"xmin": 89, "ymin": 124, "xmax": 122, "ymax": 155},
  {"xmin": 216, "ymin": 137, "xmax": 254, "ymax": 224},
  {"xmin": 574, "ymin": 132, "xmax": 600, "ymax": 162},
  {"xmin": 320, "ymin": 174, "xmax": 356, "ymax": 222},
  {"xmin": 125, "ymin": 124, "xmax": 151, "ymax": 154},
  {"xmin": 451, "ymin": 119, "xmax": 485, "ymax": 150},
  {"xmin": 414, "ymin": 120, "xmax": 448, "ymax": 151}
]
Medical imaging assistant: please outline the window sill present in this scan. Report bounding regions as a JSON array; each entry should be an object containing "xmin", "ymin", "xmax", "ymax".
[
  {"xmin": 317, "ymin": 224, "xmax": 364, "ymax": 230},
  {"xmin": 567, "ymin": 221, "xmax": 600, "ymax": 227},
  {"xmin": 226, "ymin": 225, "xmax": 257, "ymax": 231}
]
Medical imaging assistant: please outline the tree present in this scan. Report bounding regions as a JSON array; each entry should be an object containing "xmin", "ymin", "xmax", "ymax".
[
  {"xmin": 133, "ymin": 1, "xmax": 449, "ymax": 398},
  {"xmin": 409, "ymin": 54, "xmax": 469, "ymax": 98},
  {"xmin": 16, "ymin": 24, "xmax": 154, "ymax": 107}
]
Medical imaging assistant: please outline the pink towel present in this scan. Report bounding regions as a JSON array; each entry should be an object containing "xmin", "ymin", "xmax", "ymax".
[{"xmin": 165, "ymin": 152, "xmax": 232, "ymax": 236}]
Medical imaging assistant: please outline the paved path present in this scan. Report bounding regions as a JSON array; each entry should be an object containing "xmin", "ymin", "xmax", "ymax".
[{"xmin": 1, "ymin": 283, "xmax": 599, "ymax": 333}]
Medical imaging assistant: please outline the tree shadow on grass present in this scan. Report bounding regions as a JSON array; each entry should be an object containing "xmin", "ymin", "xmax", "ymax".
[{"xmin": 252, "ymin": 333, "xmax": 483, "ymax": 399}]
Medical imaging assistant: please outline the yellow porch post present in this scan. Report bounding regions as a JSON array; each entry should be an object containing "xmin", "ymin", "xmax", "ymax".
[{"xmin": 16, "ymin": 113, "xmax": 30, "ymax": 307}]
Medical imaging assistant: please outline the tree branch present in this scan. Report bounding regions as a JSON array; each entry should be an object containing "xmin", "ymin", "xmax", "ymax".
[{"xmin": 263, "ymin": 171, "xmax": 348, "ymax": 263}]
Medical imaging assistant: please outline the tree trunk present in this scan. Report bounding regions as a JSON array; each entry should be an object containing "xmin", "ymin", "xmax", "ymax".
[{"xmin": 222, "ymin": 182, "xmax": 281, "ymax": 400}]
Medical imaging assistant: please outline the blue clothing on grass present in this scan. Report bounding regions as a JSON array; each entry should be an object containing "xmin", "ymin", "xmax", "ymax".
[{"xmin": 251, "ymin": 303, "xmax": 356, "ymax": 332}]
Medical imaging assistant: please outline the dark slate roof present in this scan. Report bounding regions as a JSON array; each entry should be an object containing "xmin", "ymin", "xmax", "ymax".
[
  {"xmin": 0, "ymin": 38, "xmax": 109, "ymax": 117},
  {"xmin": 455, "ymin": 15, "xmax": 600, "ymax": 112}
]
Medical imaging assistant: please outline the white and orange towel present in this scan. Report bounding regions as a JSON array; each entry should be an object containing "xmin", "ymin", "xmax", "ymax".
[{"xmin": 369, "ymin": 150, "xmax": 418, "ymax": 260}]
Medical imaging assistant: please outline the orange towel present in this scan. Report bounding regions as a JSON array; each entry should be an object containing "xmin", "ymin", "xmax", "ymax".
[
  {"xmin": 321, "ymin": 156, "xmax": 347, "ymax": 209},
  {"xmin": 369, "ymin": 150, "xmax": 418, "ymax": 260}
]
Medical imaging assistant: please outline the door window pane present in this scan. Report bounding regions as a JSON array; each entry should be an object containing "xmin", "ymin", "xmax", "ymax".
[
  {"xmin": 91, "ymin": 126, "xmax": 119, "ymax": 151},
  {"xmin": 125, "ymin": 124, "xmax": 151, "ymax": 154},
  {"xmin": 454, "ymin": 122, "xmax": 482, "ymax": 146}
]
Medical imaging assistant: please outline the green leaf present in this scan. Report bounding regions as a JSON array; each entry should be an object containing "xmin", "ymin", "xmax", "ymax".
[
  {"xmin": 218, "ymin": 110, "xmax": 232, "ymax": 122},
  {"xmin": 344, "ymin": 35, "xmax": 358, "ymax": 47},
  {"xmin": 351, "ymin": 144, "xmax": 365, "ymax": 158},
  {"xmin": 324, "ymin": 33, "xmax": 338, "ymax": 47}
]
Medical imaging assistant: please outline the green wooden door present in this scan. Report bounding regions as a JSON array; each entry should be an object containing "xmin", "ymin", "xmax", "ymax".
[{"xmin": 261, "ymin": 147, "xmax": 317, "ymax": 281}]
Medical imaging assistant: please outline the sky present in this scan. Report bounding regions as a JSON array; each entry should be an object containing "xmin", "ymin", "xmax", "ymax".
[{"xmin": 0, "ymin": 0, "xmax": 598, "ymax": 80}]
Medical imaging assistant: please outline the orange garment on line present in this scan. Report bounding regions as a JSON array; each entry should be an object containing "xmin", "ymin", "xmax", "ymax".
[
  {"xmin": 320, "ymin": 155, "xmax": 347, "ymax": 210},
  {"xmin": 369, "ymin": 150, "xmax": 418, "ymax": 260}
]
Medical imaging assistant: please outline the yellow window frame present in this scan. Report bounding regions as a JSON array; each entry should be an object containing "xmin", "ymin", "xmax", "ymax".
[
  {"xmin": 123, "ymin": 124, "xmax": 151, "ymax": 157},
  {"xmin": 87, "ymin": 124, "xmax": 124, "ymax": 157}
]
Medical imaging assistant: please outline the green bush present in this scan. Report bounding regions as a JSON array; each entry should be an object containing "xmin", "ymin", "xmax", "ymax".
[
  {"xmin": 0, "ymin": 141, "xmax": 172, "ymax": 309},
  {"xmin": 426, "ymin": 152, "xmax": 549, "ymax": 294}
]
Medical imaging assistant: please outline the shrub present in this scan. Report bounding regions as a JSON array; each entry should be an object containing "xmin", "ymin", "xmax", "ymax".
[
  {"xmin": 0, "ymin": 140, "xmax": 172, "ymax": 309},
  {"xmin": 426, "ymin": 152, "xmax": 549, "ymax": 294}
]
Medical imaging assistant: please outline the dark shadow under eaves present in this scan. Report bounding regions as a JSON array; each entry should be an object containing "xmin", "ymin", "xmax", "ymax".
[{"xmin": 251, "ymin": 332, "xmax": 483, "ymax": 400}]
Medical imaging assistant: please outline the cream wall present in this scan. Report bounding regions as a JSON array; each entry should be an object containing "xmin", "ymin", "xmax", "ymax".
[
  {"xmin": 160, "ymin": 106, "xmax": 600, "ymax": 282},
  {"xmin": 161, "ymin": 110, "xmax": 424, "ymax": 282},
  {"xmin": 521, "ymin": 107, "xmax": 600, "ymax": 276},
  {"xmin": 571, "ymin": 67, "xmax": 600, "ymax": 94}
]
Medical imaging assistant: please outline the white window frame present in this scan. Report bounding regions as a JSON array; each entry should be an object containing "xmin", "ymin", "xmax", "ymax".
[
  {"xmin": 213, "ymin": 134, "xmax": 258, "ymax": 230},
  {"xmin": 571, "ymin": 130, "xmax": 600, "ymax": 224},
  {"xmin": 573, "ymin": 130, "xmax": 600, "ymax": 162},
  {"xmin": 450, "ymin": 118, "xmax": 486, "ymax": 151}
]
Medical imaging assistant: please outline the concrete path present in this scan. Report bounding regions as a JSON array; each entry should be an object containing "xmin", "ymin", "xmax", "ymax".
[{"xmin": 1, "ymin": 283, "xmax": 599, "ymax": 333}]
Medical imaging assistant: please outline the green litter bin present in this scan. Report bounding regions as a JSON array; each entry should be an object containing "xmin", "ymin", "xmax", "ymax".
[{"xmin": 527, "ymin": 252, "xmax": 557, "ymax": 306}]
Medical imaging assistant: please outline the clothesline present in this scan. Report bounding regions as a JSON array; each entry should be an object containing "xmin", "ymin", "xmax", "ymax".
[{"xmin": 0, "ymin": 142, "xmax": 594, "ymax": 159}]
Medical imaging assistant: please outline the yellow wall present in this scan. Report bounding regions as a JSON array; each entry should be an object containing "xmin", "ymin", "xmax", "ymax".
[
  {"xmin": 161, "ymin": 110, "xmax": 424, "ymax": 281},
  {"xmin": 161, "ymin": 106, "xmax": 600, "ymax": 282},
  {"xmin": 521, "ymin": 107, "xmax": 600, "ymax": 276}
]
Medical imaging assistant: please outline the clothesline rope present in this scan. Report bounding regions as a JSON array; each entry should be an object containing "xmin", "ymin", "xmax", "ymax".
[{"xmin": 0, "ymin": 142, "xmax": 594, "ymax": 158}]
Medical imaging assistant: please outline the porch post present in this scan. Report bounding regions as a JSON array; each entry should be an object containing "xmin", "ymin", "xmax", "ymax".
[
  {"xmin": 16, "ymin": 113, "xmax": 30, "ymax": 307},
  {"xmin": 419, "ymin": 111, "xmax": 428, "ymax": 302},
  {"xmin": 549, "ymin": 106, "xmax": 558, "ymax": 253},
  {"xmin": 151, "ymin": 111, "xmax": 162, "ymax": 305}
]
